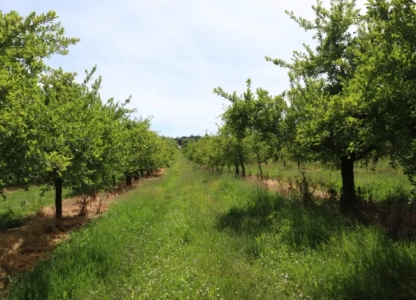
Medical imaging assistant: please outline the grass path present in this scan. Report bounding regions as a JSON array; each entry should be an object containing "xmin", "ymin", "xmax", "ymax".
[{"xmin": 7, "ymin": 157, "xmax": 416, "ymax": 299}]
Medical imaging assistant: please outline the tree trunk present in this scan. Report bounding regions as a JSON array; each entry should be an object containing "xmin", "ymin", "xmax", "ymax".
[
  {"xmin": 126, "ymin": 174, "xmax": 132, "ymax": 187},
  {"xmin": 258, "ymin": 162, "xmax": 263, "ymax": 181},
  {"xmin": 297, "ymin": 157, "xmax": 300, "ymax": 169},
  {"xmin": 241, "ymin": 162, "xmax": 246, "ymax": 177},
  {"xmin": 140, "ymin": 169, "xmax": 144, "ymax": 177},
  {"xmin": 238, "ymin": 151, "xmax": 246, "ymax": 177},
  {"xmin": 55, "ymin": 177, "xmax": 63, "ymax": 219},
  {"xmin": 112, "ymin": 175, "xmax": 116, "ymax": 187},
  {"xmin": 340, "ymin": 155, "xmax": 356, "ymax": 215},
  {"xmin": 283, "ymin": 160, "xmax": 286, "ymax": 167},
  {"xmin": 235, "ymin": 163, "xmax": 239, "ymax": 175},
  {"xmin": 256, "ymin": 152, "xmax": 263, "ymax": 180}
]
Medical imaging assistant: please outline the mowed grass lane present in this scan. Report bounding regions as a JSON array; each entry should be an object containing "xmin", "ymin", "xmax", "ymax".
[{"xmin": 7, "ymin": 156, "xmax": 416, "ymax": 299}]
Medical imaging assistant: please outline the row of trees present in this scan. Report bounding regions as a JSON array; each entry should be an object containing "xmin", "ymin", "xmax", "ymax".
[
  {"xmin": 0, "ymin": 10, "xmax": 177, "ymax": 218},
  {"xmin": 175, "ymin": 135, "xmax": 202, "ymax": 147},
  {"xmin": 184, "ymin": 0, "xmax": 416, "ymax": 215},
  {"xmin": 183, "ymin": 82, "xmax": 286, "ymax": 178}
]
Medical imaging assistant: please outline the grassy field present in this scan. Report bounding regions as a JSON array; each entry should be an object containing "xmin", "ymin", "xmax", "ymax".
[
  {"xmin": 0, "ymin": 186, "xmax": 74, "ymax": 230},
  {"xmin": 244, "ymin": 160, "xmax": 412, "ymax": 201},
  {"xmin": 5, "ymin": 156, "xmax": 416, "ymax": 299}
]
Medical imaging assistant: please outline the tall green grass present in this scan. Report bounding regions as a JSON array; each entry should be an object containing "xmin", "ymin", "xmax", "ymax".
[{"xmin": 6, "ymin": 157, "xmax": 416, "ymax": 299}]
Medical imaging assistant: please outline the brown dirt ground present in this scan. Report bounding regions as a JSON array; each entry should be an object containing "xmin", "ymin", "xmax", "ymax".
[{"xmin": 0, "ymin": 169, "xmax": 164, "ymax": 294}]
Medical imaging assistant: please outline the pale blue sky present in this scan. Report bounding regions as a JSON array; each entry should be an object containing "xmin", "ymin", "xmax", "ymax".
[{"xmin": 2, "ymin": 0, "xmax": 365, "ymax": 137}]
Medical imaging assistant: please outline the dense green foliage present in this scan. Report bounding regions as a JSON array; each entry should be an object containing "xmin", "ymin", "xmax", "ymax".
[
  {"xmin": 185, "ymin": 0, "xmax": 416, "ymax": 214},
  {"xmin": 7, "ymin": 157, "xmax": 416, "ymax": 299},
  {"xmin": 0, "ymin": 10, "xmax": 177, "ymax": 218}
]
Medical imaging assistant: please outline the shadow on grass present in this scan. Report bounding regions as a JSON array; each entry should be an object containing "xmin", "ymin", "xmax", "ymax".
[
  {"xmin": 216, "ymin": 186, "xmax": 416, "ymax": 299},
  {"xmin": 216, "ymin": 188, "xmax": 281, "ymax": 235},
  {"xmin": 355, "ymin": 188, "xmax": 416, "ymax": 240},
  {"xmin": 0, "ymin": 210, "xmax": 23, "ymax": 230},
  {"xmin": 216, "ymin": 187, "xmax": 348, "ymax": 251},
  {"xmin": 316, "ymin": 230, "xmax": 416, "ymax": 300}
]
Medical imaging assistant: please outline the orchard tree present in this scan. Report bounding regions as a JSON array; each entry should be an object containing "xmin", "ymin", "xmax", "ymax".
[
  {"xmin": 214, "ymin": 81, "xmax": 252, "ymax": 176},
  {"xmin": 97, "ymin": 96, "xmax": 135, "ymax": 187},
  {"xmin": 214, "ymin": 79, "xmax": 287, "ymax": 177},
  {"xmin": 137, "ymin": 130, "xmax": 173, "ymax": 175},
  {"xmin": 119, "ymin": 118, "xmax": 150, "ymax": 185},
  {"xmin": 119, "ymin": 118, "xmax": 177, "ymax": 185},
  {"xmin": 33, "ymin": 67, "xmax": 126, "ymax": 218},
  {"xmin": 249, "ymin": 86, "xmax": 287, "ymax": 174},
  {"xmin": 353, "ymin": 0, "xmax": 416, "ymax": 193},
  {"xmin": 266, "ymin": 0, "xmax": 387, "ymax": 214},
  {"xmin": 0, "ymin": 10, "xmax": 78, "ymax": 190}
]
